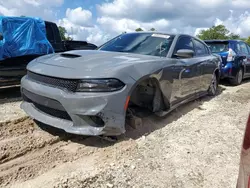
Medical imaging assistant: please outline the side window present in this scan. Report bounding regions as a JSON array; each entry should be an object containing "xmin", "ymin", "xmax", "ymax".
[
  {"xmin": 51, "ymin": 23, "xmax": 62, "ymax": 42},
  {"xmin": 174, "ymin": 36, "xmax": 194, "ymax": 54},
  {"xmin": 193, "ymin": 39, "xmax": 207, "ymax": 56},
  {"xmin": 205, "ymin": 46, "xmax": 210, "ymax": 54},
  {"xmin": 45, "ymin": 24, "xmax": 55, "ymax": 42},
  {"xmin": 239, "ymin": 42, "xmax": 249, "ymax": 54},
  {"xmin": 247, "ymin": 45, "xmax": 250, "ymax": 54}
]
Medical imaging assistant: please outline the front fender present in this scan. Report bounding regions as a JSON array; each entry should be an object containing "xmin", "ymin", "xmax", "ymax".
[{"xmin": 128, "ymin": 70, "xmax": 173, "ymax": 111}]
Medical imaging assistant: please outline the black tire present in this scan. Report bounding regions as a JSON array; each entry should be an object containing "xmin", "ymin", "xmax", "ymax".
[
  {"xmin": 208, "ymin": 72, "xmax": 218, "ymax": 96},
  {"xmin": 229, "ymin": 68, "xmax": 243, "ymax": 86}
]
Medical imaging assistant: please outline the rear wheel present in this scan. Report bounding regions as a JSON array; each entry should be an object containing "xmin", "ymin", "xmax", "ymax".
[
  {"xmin": 208, "ymin": 72, "xmax": 218, "ymax": 96},
  {"xmin": 230, "ymin": 68, "xmax": 243, "ymax": 86}
]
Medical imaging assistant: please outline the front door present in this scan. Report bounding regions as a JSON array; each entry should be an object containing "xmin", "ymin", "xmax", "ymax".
[
  {"xmin": 171, "ymin": 36, "xmax": 202, "ymax": 104},
  {"xmin": 192, "ymin": 39, "xmax": 214, "ymax": 93}
]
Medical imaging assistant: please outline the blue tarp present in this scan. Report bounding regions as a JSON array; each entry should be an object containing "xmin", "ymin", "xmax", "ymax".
[{"xmin": 0, "ymin": 16, "xmax": 54, "ymax": 61}]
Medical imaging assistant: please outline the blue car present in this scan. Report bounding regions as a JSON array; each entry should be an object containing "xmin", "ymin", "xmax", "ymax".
[{"xmin": 204, "ymin": 40, "xmax": 250, "ymax": 85}]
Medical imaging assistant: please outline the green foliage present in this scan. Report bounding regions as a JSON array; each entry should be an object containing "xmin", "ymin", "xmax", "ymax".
[
  {"xmin": 135, "ymin": 28, "xmax": 143, "ymax": 32},
  {"xmin": 245, "ymin": 37, "xmax": 250, "ymax": 45},
  {"xmin": 150, "ymin": 28, "xmax": 156, "ymax": 31},
  {"xmin": 58, "ymin": 26, "xmax": 72, "ymax": 41},
  {"xmin": 228, "ymin": 33, "xmax": 240, "ymax": 39},
  {"xmin": 196, "ymin": 24, "xmax": 240, "ymax": 40},
  {"xmin": 58, "ymin": 26, "xmax": 67, "ymax": 40}
]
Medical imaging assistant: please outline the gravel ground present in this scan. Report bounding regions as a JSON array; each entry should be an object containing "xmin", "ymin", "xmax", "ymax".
[
  {"xmin": 0, "ymin": 81, "xmax": 250, "ymax": 188},
  {"xmin": 0, "ymin": 87, "xmax": 26, "ymax": 123}
]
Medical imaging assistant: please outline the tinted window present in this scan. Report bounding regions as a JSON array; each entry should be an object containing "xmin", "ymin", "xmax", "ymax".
[
  {"xmin": 205, "ymin": 46, "xmax": 211, "ymax": 54},
  {"xmin": 45, "ymin": 24, "xmax": 54, "ymax": 42},
  {"xmin": 51, "ymin": 23, "xmax": 61, "ymax": 42},
  {"xmin": 193, "ymin": 39, "xmax": 208, "ymax": 56},
  {"xmin": 174, "ymin": 36, "xmax": 194, "ymax": 53},
  {"xmin": 247, "ymin": 45, "xmax": 250, "ymax": 54},
  {"xmin": 99, "ymin": 33, "xmax": 175, "ymax": 57},
  {"xmin": 238, "ymin": 42, "xmax": 249, "ymax": 54},
  {"xmin": 205, "ymin": 42, "xmax": 229, "ymax": 53}
]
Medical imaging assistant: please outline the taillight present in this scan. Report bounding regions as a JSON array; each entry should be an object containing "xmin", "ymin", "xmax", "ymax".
[
  {"xmin": 227, "ymin": 48, "xmax": 236, "ymax": 62},
  {"xmin": 243, "ymin": 114, "xmax": 250, "ymax": 150}
]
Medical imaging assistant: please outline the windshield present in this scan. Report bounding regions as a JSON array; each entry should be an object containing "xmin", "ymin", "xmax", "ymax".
[
  {"xmin": 98, "ymin": 33, "xmax": 175, "ymax": 57},
  {"xmin": 205, "ymin": 42, "xmax": 229, "ymax": 53}
]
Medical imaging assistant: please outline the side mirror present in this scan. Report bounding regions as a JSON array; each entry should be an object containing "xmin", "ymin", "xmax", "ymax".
[{"xmin": 175, "ymin": 49, "xmax": 194, "ymax": 58}]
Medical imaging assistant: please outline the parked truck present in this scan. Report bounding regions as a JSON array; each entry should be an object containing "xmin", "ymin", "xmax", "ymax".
[{"xmin": 0, "ymin": 16, "xmax": 97, "ymax": 88}]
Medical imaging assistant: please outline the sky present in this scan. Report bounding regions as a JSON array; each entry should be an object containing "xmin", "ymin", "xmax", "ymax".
[{"xmin": 0, "ymin": 0, "xmax": 250, "ymax": 45}]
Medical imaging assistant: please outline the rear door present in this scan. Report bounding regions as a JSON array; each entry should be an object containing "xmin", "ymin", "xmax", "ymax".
[
  {"xmin": 171, "ymin": 36, "xmax": 202, "ymax": 102},
  {"xmin": 238, "ymin": 41, "xmax": 250, "ymax": 77}
]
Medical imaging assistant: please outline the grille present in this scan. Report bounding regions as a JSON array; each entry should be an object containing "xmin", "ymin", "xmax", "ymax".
[
  {"xmin": 27, "ymin": 71, "xmax": 78, "ymax": 92},
  {"xmin": 22, "ymin": 90, "xmax": 72, "ymax": 121},
  {"xmin": 33, "ymin": 102, "xmax": 72, "ymax": 121}
]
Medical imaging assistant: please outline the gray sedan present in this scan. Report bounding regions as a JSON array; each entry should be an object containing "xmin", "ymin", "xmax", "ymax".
[{"xmin": 21, "ymin": 32, "xmax": 221, "ymax": 136}]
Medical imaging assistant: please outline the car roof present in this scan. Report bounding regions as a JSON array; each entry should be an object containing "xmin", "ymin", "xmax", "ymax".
[
  {"xmin": 122, "ymin": 32, "xmax": 198, "ymax": 39},
  {"xmin": 125, "ymin": 32, "xmax": 208, "ymax": 46},
  {"xmin": 124, "ymin": 31, "xmax": 175, "ymax": 36},
  {"xmin": 204, "ymin": 39, "xmax": 242, "ymax": 43}
]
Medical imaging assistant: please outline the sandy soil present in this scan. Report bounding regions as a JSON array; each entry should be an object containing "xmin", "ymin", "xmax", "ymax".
[
  {"xmin": 0, "ymin": 87, "xmax": 26, "ymax": 123},
  {"xmin": 0, "ymin": 81, "xmax": 250, "ymax": 188}
]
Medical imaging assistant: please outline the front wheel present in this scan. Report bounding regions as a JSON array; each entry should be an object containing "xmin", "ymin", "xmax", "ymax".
[
  {"xmin": 208, "ymin": 73, "xmax": 218, "ymax": 96},
  {"xmin": 229, "ymin": 68, "xmax": 243, "ymax": 86}
]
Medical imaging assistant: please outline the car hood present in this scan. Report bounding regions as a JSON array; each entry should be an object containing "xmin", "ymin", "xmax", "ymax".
[{"xmin": 27, "ymin": 50, "xmax": 163, "ymax": 79}]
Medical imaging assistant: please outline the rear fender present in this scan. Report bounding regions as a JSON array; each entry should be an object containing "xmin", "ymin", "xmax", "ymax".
[{"xmin": 234, "ymin": 56, "xmax": 246, "ymax": 74}]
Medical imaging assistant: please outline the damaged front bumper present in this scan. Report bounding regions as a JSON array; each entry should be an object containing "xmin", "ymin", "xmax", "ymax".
[{"xmin": 20, "ymin": 75, "xmax": 129, "ymax": 136}]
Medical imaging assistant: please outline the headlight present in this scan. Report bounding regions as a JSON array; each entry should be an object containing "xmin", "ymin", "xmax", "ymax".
[{"xmin": 76, "ymin": 79, "xmax": 125, "ymax": 92}]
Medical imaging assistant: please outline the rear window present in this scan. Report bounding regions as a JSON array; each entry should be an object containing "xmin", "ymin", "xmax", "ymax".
[
  {"xmin": 205, "ymin": 42, "xmax": 229, "ymax": 53},
  {"xmin": 45, "ymin": 24, "xmax": 54, "ymax": 42}
]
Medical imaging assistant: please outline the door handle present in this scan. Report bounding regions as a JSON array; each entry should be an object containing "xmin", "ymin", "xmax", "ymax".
[{"xmin": 179, "ymin": 68, "xmax": 187, "ymax": 80}]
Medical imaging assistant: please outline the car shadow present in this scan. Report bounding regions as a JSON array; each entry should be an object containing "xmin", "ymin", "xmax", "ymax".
[
  {"xmin": 219, "ymin": 77, "xmax": 250, "ymax": 87},
  {"xmin": 35, "ymin": 120, "xmax": 115, "ymax": 148},
  {"xmin": 34, "ymin": 85, "xmax": 225, "ymax": 147},
  {"xmin": 0, "ymin": 86, "xmax": 22, "ymax": 104}
]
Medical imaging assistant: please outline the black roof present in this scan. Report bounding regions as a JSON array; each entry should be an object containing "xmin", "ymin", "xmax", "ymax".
[{"xmin": 204, "ymin": 39, "xmax": 242, "ymax": 43}]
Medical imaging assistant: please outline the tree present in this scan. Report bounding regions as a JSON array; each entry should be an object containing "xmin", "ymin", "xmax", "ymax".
[
  {"xmin": 245, "ymin": 37, "xmax": 250, "ymax": 45},
  {"xmin": 135, "ymin": 28, "xmax": 143, "ymax": 32},
  {"xmin": 58, "ymin": 26, "xmax": 72, "ymax": 40},
  {"xmin": 150, "ymin": 28, "xmax": 156, "ymax": 31},
  {"xmin": 58, "ymin": 26, "xmax": 67, "ymax": 40},
  {"xmin": 197, "ymin": 24, "xmax": 240, "ymax": 40},
  {"xmin": 228, "ymin": 33, "xmax": 240, "ymax": 39}
]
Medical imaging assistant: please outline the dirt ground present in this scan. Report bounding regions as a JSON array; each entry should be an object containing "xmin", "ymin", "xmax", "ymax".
[
  {"xmin": 0, "ymin": 87, "xmax": 25, "ymax": 123},
  {"xmin": 0, "ymin": 81, "xmax": 250, "ymax": 188}
]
